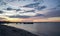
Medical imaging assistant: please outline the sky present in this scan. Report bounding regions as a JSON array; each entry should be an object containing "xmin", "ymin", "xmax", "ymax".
[{"xmin": 0, "ymin": 0, "xmax": 60, "ymax": 22}]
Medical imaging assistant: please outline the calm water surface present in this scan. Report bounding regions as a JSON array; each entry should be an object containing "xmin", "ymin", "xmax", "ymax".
[{"xmin": 1, "ymin": 22, "xmax": 60, "ymax": 36}]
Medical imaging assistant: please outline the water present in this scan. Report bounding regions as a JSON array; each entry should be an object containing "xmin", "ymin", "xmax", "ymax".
[{"xmin": 1, "ymin": 22, "xmax": 60, "ymax": 36}]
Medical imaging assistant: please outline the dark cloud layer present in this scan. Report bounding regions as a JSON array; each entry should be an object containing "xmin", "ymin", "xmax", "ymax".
[
  {"xmin": 6, "ymin": 7, "xmax": 13, "ymax": 10},
  {"xmin": 9, "ymin": 14, "xmax": 45, "ymax": 18},
  {"xmin": 35, "ymin": 6, "xmax": 46, "ymax": 10},
  {"xmin": 5, "ymin": 7, "xmax": 21, "ymax": 11},
  {"xmin": 45, "ymin": 9, "xmax": 60, "ymax": 17},
  {"xmin": 9, "ymin": 15, "xmax": 31, "ymax": 18},
  {"xmin": 0, "ymin": 11, "xmax": 3, "ymax": 14},
  {"xmin": 23, "ymin": 2, "xmax": 40, "ymax": 8},
  {"xmin": 35, "ymin": 14, "xmax": 45, "ymax": 17},
  {"xmin": 16, "ymin": 9, "xmax": 21, "ymax": 11},
  {"xmin": 26, "ymin": 10, "xmax": 35, "ymax": 13},
  {"xmin": 23, "ymin": 3, "xmax": 46, "ymax": 10},
  {"xmin": 33, "ymin": 0, "xmax": 39, "ymax": 2},
  {"xmin": 57, "ymin": 5, "xmax": 60, "ymax": 7}
]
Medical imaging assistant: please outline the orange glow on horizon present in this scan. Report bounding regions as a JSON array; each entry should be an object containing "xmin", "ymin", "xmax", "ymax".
[{"xmin": 0, "ymin": 16, "xmax": 60, "ymax": 22}]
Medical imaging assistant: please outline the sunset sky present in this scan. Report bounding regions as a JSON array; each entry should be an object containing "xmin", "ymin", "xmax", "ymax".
[{"xmin": 0, "ymin": 0, "xmax": 60, "ymax": 22}]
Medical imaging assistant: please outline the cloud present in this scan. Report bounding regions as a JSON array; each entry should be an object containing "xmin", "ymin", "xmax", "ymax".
[
  {"xmin": 5, "ymin": 0, "xmax": 16, "ymax": 2},
  {"xmin": 0, "ymin": 6, "xmax": 47, "ymax": 18},
  {"xmin": 5, "ymin": 0, "xmax": 27, "ymax": 2},
  {"xmin": 23, "ymin": 2, "xmax": 46, "ymax": 11},
  {"xmin": 35, "ymin": 14, "xmax": 45, "ymax": 17},
  {"xmin": 35, "ymin": 6, "xmax": 46, "ymax": 10},
  {"xmin": 25, "ymin": 10, "xmax": 35, "ymax": 13},
  {"xmin": 6, "ymin": 7, "xmax": 13, "ymax": 10},
  {"xmin": 57, "ymin": 5, "xmax": 60, "ymax": 8},
  {"xmin": 0, "ymin": 7, "xmax": 37, "ymax": 18},
  {"xmin": 9, "ymin": 15, "xmax": 31, "ymax": 18},
  {"xmin": 45, "ymin": 9, "xmax": 60, "ymax": 17},
  {"xmin": 57, "ymin": 4, "xmax": 60, "ymax": 7},
  {"xmin": 16, "ymin": 9, "xmax": 21, "ymax": 11},
  {"xmin": 5, "ymin": 7, "xmax": 21, "ymax": 11},
  {"xmin": 0, "ymin": 11, "xmax": 4, "ymax": 14},
  {"xmin": 20, "ymin": 7, "xmax": 35, "ymax": 11},
  {"xmin": 23, "ymin": 2, "xmax": 40, "ymax": 8},
  {"xmin": 33, "ymin": 0, "xmax": 39, "ymax": 2},
  {"xmin": 0, "ymin": 10, "xmax": 16, "ymax": 16},
  {"xmin": 18, "ymin": 12, "xmax": 36, "ymax": 16},
  {"xmin": 0, "ymin": 0, "xmax": 7, "ymax": 6}
]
